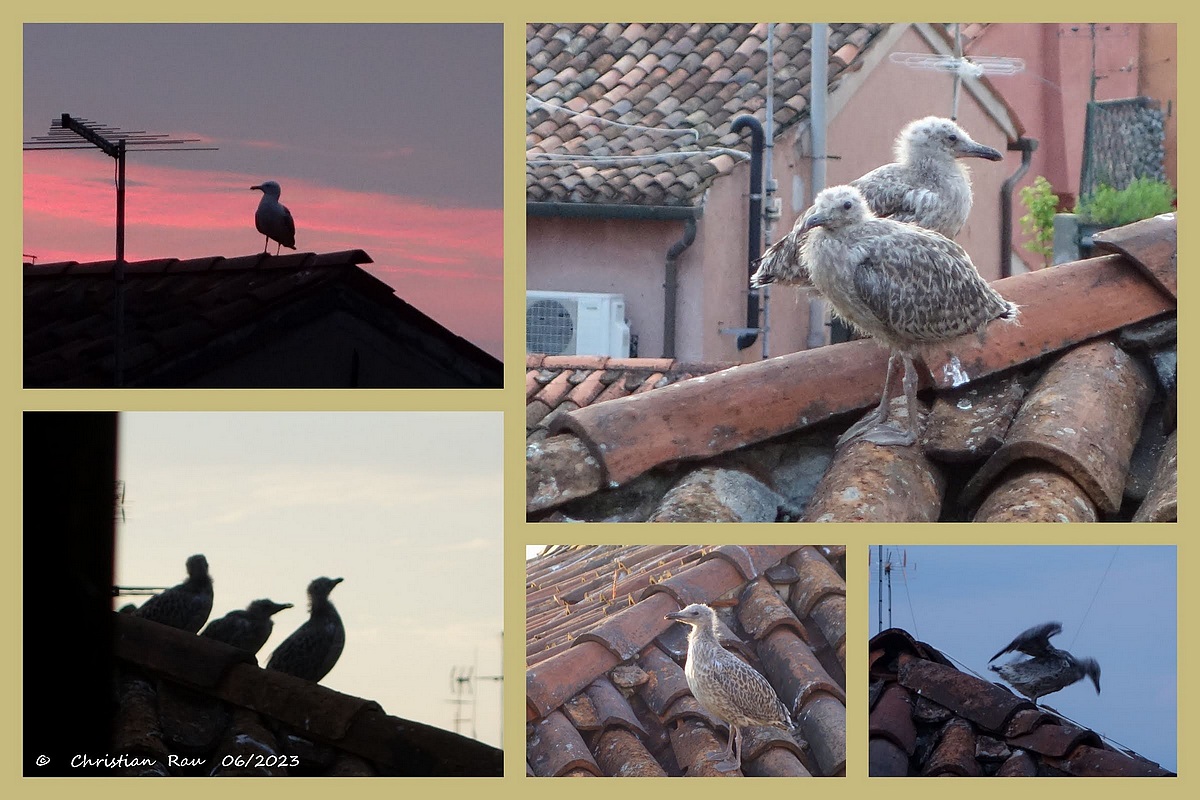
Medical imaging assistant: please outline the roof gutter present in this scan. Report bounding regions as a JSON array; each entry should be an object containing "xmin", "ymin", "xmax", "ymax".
[{"xmin": 527, "ymin": 202, "xmax": 704, "ymax": 221}]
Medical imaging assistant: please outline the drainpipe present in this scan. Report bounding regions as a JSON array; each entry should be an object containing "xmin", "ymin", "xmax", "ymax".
[
  {"xmin": 731, "ymin": 114, "xmax": 764, "ymax": 351},
  {"xmin": 807, "ymin": 23, "xmax": 830, "ymax": 349},
  {"xmin": 999, "ymin": 137, "xmax": 1038, "ymax": 278},
  {"xmin": 663, "ymin": 217, "xmax": 697, "ymax": 358}
]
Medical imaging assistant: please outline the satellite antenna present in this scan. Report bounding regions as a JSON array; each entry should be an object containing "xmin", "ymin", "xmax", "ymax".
[
  {"xmin": 889, "ymin": 24, "xmax": 1025, "ymax": 119},
  {"xmin": 23, "ymin": 114, "xmax": 218, "ymax": 386}
]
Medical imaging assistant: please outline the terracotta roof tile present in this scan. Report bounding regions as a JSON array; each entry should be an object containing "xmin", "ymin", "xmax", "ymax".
[
  {"xmin": 527, "ymin": 545, "xmax": 846, "ymax": 776},
  {"xmin": 870, "ymin": 628, "xmax": 1173, "ymax": 777},
  {"xmin": 528, "ymin": 23, "xmax": 887, "ymax": 207},
  {"xmin": 526, "ymin": 215, "xmax": 1177, "ymax": 522}
]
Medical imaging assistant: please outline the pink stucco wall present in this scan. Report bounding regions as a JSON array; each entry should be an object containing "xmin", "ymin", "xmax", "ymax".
[{"xmin": 965, "ymin": 23, "xmax": 1175, "ymax": 271}]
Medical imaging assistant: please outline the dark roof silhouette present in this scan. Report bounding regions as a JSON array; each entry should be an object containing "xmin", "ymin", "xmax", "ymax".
[
  {"xmin": 24, "ymin": 250, "xmax": 501, "ymax": 388},
  {"xmin": 113, "ymin": 612, "xmax": 500, "ymax": 776}
]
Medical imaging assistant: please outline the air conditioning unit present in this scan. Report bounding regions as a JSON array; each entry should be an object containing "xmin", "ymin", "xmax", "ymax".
[{"xmin": 526, "ymin": 290, "xmax": 631, "ymax": 357}]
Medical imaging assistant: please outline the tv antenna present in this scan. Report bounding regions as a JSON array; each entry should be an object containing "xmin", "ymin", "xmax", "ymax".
[
  {"xmin": 874, "ymin": 546, "xmax": 914, "ymax": 635},
  {"xmin": 23, "ymin": 114, "xmax": 218, "ymax": 386},
  {"xmin": 889, "ymin": 24, "xmax": 1025, "ymax": 120},
  {"xmin": 448, "ymin": 645, "xmax": 503, "ymax": 745}
]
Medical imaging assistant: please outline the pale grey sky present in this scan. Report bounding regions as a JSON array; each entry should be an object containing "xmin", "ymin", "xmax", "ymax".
[{"xmin": 115, "ymin": 411, "xmax": 502, "ymax": 747}]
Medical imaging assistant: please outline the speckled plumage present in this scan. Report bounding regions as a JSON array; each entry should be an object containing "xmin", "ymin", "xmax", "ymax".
[
  {"xmin": 202, "ymin": 598, "xmax": 293, "ymax": 655},
  {"xmin": 133, "ymin": 554, "xmax": 214, "ymax": 633},
  {"xmin": 266, "ymin": 577, "xmax": 344, "ymax": 682},
  {"xmin": 794, "ymin": 184, "xmax": 1018, "ymax": 446},
  {"xmin": 666, "ymin": 603, "xmax": 793, "ymax": 772},
  {"xmin": 752, "ymin": 116, "xmax": 1002, "ymax": 289},
  {"xmin": 988, "ymin": 621, "xmax": 1101, "ymax": 703}
]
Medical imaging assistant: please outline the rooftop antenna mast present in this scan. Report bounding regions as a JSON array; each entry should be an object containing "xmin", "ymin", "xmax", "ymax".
[
  {"xmin": 23, "ymin": 114, "xmax": 217, "ymax": 386},
  {"xmin": 448, "ymin": 638, "xmax": 503, "ymax": 745}
]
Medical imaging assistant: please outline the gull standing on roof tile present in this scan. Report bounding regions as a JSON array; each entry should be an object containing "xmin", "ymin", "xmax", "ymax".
[
  {"xmin": 201, "ymin": 599, "xmax": 293, "ymax": 655},
  {"xmin": 666, "ymin": 603, "xmax": 799, "ymax": 773},
  {"xmin": 796, "ymin": 185, "xmax": 1018, "ymax": 447},
  {"xmin": 988, "ymin": 621, "xmax": 1101, "ymax": 703},
  {"xmin": 133, "ymin": 554, "xmax": 214, "ymax": 633},
  {"xmin": 251, "ymin": 180, "xmax": 296, "ymax": 255},
  {"xmin": 752, "ymin": 117, "xmax": 1002, "ymax": 289},
  {"xmin": 266, "ymin": 577, "xmax": 345, "ymax": 682}
]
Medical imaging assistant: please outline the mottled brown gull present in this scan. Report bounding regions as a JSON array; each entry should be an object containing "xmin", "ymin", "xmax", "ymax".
[
  {"xmin": 133, "ymin": 554, "xmax": 214, "ymax": 633},
  {"xmin": 797, "ymin": 184, "xmax": 1018, "ymax": 446},
  {"xmin": 988, "ymin": 621, "xmax": 1101, "ymax": 703},
  {"xmin": 251, "ymin": 180, "xmax": 296, "ymax": 255},
  {"xmin": 666, "ymin": 603, "xmax": 796, "ymax": 773},
  {"xmin": 266, "ymin": 577, "xmax": 344, "ymax": 682},
  {"xmin": 752, "ymin": 116, "xmax": 1002, "ymax": 289},
  {"xmin": 201, "ymin": 598, "xmax": 293, "ymax": 655}
]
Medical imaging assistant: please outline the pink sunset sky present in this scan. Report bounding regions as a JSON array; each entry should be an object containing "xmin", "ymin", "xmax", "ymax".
[{"xmin": 24, "ymin": 24, "xmax": 503, "ymax": 358}]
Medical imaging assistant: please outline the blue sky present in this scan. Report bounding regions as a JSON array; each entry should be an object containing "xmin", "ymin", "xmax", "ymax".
[{"xmin": 869, "ymin": 545, "xmax": 1176, "ymax": 773}]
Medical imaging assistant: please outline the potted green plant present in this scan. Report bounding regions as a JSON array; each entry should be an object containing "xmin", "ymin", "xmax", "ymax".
[
  {"xmin": 1074, "ymin": 177, "xmax": 1176, "ymax": 255},
  {"xmin": 1019, "ymin": 176, "xmax": 1059, "ymax": 268}
]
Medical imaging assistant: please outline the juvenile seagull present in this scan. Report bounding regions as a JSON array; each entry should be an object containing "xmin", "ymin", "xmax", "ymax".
[
  {"xmin": 267, "ymin": 577, "xmax": 344, "ymax": 683},
  {"xmin": 133, "ymin": 554, "xmax": 214, "ymax": 633},
  {"xmin": 797, "ymin": 185, "xmax": 1018, "ymax": 446},
  {"xmin": 251, "ymin": 180, "xmax": 296, "ymax": 255},
  {"xmin": 201, "ymin": 599, "xmax": 293, "ymax": 656},
  {"xmin": 666, "ymin": 603, "xmax": 796, "ymax": 773},
  {"xmin": 752, "ymin": 116, "xmax": 1002, "ymax": 289},
  {"xmin": 988, "ymin": 621, "xmax": 1101, "ymax": 703}
]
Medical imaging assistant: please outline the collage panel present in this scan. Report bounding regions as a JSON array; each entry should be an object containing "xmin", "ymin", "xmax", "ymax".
[
  {"xmin": 526, "ymin": 545, "xmax": 845, "ymax": 776},
  {"xmin": 525, "ymin": 22, "xmax": 1176, "ymax": 523},
  {"xmin": 24, "ymin": 411, "xmax": 502, "ymax": 776},
  {"xmin": 23, "ymin": 23, "xmax": 503, "ymax": 389},
  {"xmin": 868, "ymin": 545, "xmax": 1176, "ymax": 776}
]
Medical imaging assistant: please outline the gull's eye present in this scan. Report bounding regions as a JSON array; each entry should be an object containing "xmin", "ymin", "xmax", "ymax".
[
  {"xmin": 843, "ymin": 200, "xmax": 852, "ymax": 210},
  {"xmin": 948, "ymin": 133, "xmax": 958, "ymax": 143}
]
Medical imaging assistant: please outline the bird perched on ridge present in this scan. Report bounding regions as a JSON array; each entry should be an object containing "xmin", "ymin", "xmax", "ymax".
[
  {"xmin": 251, "ymin": 180, "xmax": 296, "ymax": 255},
  {"xmin": 665, "ymin": 603, "xmax": 797, "ymax": 773},
  {"xmin": 201, "ymin": 599, "xmax": 294, "ymax": 656},
  {"xmin": 266, "ymin": 577, "xmax": 344, "ymax": 683},
  {"xmin": 133, "ymin": 554, "xmax": 214, "ymax": 633},
  {"xmin": 751, "ymin": 116, "xmax": 1002, "ymax": 289},
  {"xmin": 988, "ymin": 621, "xmax": 1101, "ymax": 704},
  {"xmin": 791, "ymin": 184, "xmax": 1018, "ymax": 447}
]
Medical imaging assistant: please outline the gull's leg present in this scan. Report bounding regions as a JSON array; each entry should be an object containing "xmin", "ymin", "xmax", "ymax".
[
  {"xmin": 842, "ymin": 352, "xmax": 921, "ymax": 447},
  {"xmin": 263, "ymin": 236, "xmax": 269, "ymax": 254},
  {"xmin": 709, "ymin": 723, "xmax": 741, "ymax": 772},
  {"xmin": 837, "ymin": 351, "xmax": 899, "ymax": 446}
]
